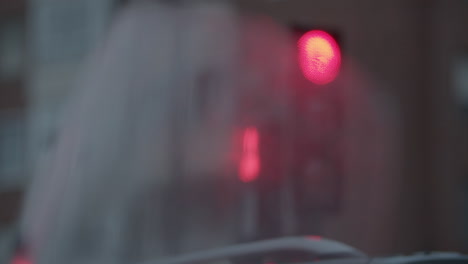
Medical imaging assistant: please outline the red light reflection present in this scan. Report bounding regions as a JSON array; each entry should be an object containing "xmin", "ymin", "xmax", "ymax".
[
  {"xmin": 11, "ymin": 255, "xmax": 32, "ymax": 264},
  {"xmin": 239, "ymin": 127, "xmax": 260, "ymax": 182},
  {"xmin": 298, "ymin": 30, "xmax": 341, "ymax": 85}
]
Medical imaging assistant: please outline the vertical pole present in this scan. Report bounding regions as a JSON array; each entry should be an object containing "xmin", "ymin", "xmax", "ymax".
[{"xmin": 240, "ymin": 183, "xmax": 258, "ymax": 242}]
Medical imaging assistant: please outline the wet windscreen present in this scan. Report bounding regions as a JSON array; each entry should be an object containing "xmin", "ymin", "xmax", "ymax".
[{"xmin": 17, "ymin": 1, "xmax": 398, "ymax": 264}]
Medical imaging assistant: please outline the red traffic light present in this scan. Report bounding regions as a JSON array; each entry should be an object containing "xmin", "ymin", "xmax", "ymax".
[
  {"xmin": 239, "ymin": 127, "xmax": 260, "ymax": 183},
  {"xmin": 298, "ymin": 30, "xmax": 341, "ymax": 85}
]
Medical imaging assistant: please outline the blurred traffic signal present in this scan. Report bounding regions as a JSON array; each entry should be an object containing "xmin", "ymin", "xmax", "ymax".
[
  {"xmin": 239, "ymin": 127, "xmax": 261, "ymax": 183},
  {"xmin": 295, "ymin": 28, "xmax": 342, "ymax": 85},
  {"xmin": 291, "ymin": 26, "xmax": 343, "ymax": 213}
]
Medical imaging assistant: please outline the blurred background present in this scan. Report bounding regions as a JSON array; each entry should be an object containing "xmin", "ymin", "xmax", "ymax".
[{"xmin": 0, "ymin": 0, "xmax": 468, "ymax": 262}]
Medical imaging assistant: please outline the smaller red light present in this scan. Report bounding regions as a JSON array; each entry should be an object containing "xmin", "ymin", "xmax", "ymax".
[
  {"xmin": 239, "ymin": 127, "xmax": 260, "ymax": 183},
  {"xmin": 307, "ymin": 235, "xmax": 322, "ymax": 241},
  {"xmin": 298, "ymin": 30, "xmax": 341, "ymax": 85}
]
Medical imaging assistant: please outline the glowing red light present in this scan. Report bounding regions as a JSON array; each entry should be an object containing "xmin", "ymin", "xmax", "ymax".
[
  {"xmin": 298, "ymin": 30, "xmax": 341, "ymax": 85},
  {"xmin": 307, "ymin": 235, "xmax": 322, "ymax": 241},
  {"xmin": 239, "ymin": 127, "xmax": 260, "ymax": 183},
  {"xmin": 11, "ymin": 255, "xmax": 31, "ymax": 264}
]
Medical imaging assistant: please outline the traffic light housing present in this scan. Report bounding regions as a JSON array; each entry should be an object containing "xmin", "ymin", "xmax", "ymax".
[{"xmin": 291, "ymin": 25, "xmax": 344, "ymax": 212}]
